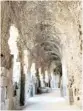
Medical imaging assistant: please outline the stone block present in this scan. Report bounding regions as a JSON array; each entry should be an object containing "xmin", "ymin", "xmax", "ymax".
[
  {"xmin": 0, "ymin": 102, "xmax": 5, "ymax": 110},
  {"xmin": 5, "ymin": 99, "xmax": 9, "ymax": 110},
  {"xmin": 0, "ymin": 67, "xmax": 6, "ymax": 77},
  {"xmin": 13, "ymin": 96, "xmax": 19, "ymax": 110},
  {"xmin": 16, "ymin": 89, "xmax": 20, "ymax": 101},
  {"xmin": 0, "ymin": 87, "xmax": 6, "ymax": 102},
  {"xmin": 0, "ymin": 76, "xmax": 8, "ymax": 86},
  {"xmin": 8, "ymin": 98, "xmax": 14, "ymax": 110}
]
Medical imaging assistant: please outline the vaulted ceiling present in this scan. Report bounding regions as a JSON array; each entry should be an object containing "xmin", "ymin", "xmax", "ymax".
[{"xmin": 1, "ymin": 1, "xmax": 82, "ymax": 69}]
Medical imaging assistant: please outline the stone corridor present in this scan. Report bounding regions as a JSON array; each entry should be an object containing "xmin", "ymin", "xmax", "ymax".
[
  {"xmin": 0, "ymin": 1, "xmax": 82, "ymax": 110},
  {"xmin": 21, "ymin": 89, "xmax": 81, "ymax": 111}
]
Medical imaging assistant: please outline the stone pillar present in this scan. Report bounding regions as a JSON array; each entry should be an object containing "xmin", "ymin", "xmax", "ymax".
[
  {"xmin": 60, "ymin": 76, "xmax": 64, "ymax": 97},
  {"xmin": 68, "ymin": 76, "xmax": 74, "ymax": 105},
  {"xmin": 50, "ymin": 71, "xmax": 55, "ymax": 89},
  {"xmin": 26, "ymin": 54, "xmax": 32, "ymax": 99},
  {"xmin": 59, "ymin": 74, "xmax": 61, "ymax": 88},
  {"xmin": 7, "ymin": 70, "xmax": 14, "ymax": 110},
  {"xmin": 45, "ymin": 70, "xmax": 49, "ymax": 87},
  {"xmin": 61, "ymin": 57, "xmax": 68, "ymax": 98},
  {"xmin": 12, "ymin": 57, "xmax": 21, "ymax": 110},
  {"xmin": 0, "ymin": 67, "xmax": 8, "ymax": 110},
  {"xmin": 6, "ymin": 55, "xmax": 14, "ymax": 110},
  {"xmin": 55, "ymin": 73, "xmax": 60, "ymax": 88},
  {"xmin": 42, "ymin": 69, "xmax": 45, "ymax": 87},
  {"xmin": 23, "ymin": 50, "xmax": 30, "ymax": 103},
  {"xmin": 39, "ymin": 68, "xmax": 45, "ymax": 87},
  {"xmin": 20, "ymin": 62, "xmax": 25, "ymax": 106},
  {"xmin": 47, "ymin": 69, "xmax": 51, "ymax": 88},
  {"xmin": 19, "ymin": 51, "xmax": 26, "ymax": 106},
  {"xmin": 30, "ymin": 63, "xmax": 37, "ymax": 96},
  {"xmin": 35, "ymin": 68, "xmax": 41, "ymax": 93},
  {"xmin": 0, "ymin": 55, "xmax": 14, "ymax": 110}
]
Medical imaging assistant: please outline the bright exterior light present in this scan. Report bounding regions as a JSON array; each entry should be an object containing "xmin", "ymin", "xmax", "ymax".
[
  {"xmin": 8, "ymin": 24, "xmax": 20, "ymax": 82},
  {"xmin": 31, "ymin": 63, "xmax": 36, "ymax": 76},
  {"xmin": 8, "ymin": 24, "xmax": 18, "ymax": 57}
]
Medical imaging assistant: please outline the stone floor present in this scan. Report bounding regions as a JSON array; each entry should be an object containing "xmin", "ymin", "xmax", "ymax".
[{"xmin": 22, "ymin": 89, "xmax": 81, "ymax": 111}]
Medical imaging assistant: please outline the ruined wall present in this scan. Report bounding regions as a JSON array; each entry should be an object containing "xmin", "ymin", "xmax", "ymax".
[
  {"xmin": 23, "ymin": 50, "xmax": 33, "ymax": 104},
  {"xmin": 1, "ymin": 2, "xmax": 12, "ymax": 69},
  {"xmin": 0, "ymin": 56, "xmax": 14, "ymax": 110},
  {"xmin": 63, "ymin": 24, "xmax": 82, "ymax": 107},
  {"xmin": 58, "ymin": 4, "xmax": 82, "ymax": 107},
  {"xmin": 45, "ymin": 1, "xmax": 82, "ymax": 107},
  {"xmin": 0, "ymin": 1, "xmax": 82, "ymax": 109},
  {"xmin": 1, "ymin": 2, "xmax": 21, "ymax": 110},
  {"xmin": 39, "ymin": 1, "xmax": 82, "ymax": 107}
]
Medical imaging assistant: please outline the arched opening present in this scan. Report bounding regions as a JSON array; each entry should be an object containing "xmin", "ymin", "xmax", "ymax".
[
  {"xmin": 8, "ymin": 24, "xmax": 21, "ymax": 109},
  {"xmin": 1, "ymin": 1, "xmax": 82, "ymax": 110}
]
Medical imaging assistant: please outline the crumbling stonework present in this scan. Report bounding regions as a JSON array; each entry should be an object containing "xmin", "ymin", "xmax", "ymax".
[
  {"xmin": 0, "ymin": 59, "xmax": 14, "ymax": 110},
  {"xmin": 0, "ymin": 1, "xmax": 82, "ymax": 110}
]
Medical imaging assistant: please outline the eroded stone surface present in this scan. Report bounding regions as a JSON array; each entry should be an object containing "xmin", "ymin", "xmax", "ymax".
[{"xmin": 1, "ymin": 1, "xmax": 82, "ymax": 110}]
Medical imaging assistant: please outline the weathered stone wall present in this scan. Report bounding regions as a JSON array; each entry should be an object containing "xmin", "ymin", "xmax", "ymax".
[
  {"xmin": 45, "ymin": 1, "xmax": 82, "ymax": 107},
  {"xmin": 63, "ymin": 30, "xmax": 82, "ymax": 108},
  {"xmin": 23, "ymin": 50, "xmax": 32, "ymax": 104},
  {"xmin": 0, "ymin": 67, "xmax": 14, "ymax": 110},
  {"xmin": 0, "ymin": 67, "xmax": 8, "ymax": 110},
  {"xmin": 0, "ymin": 56, "xmax": 21, "ymax": 110},
  {"xmin": 12, "ymin": 60, "xmax": 21, "ymax": 109},
  {"xmin": 59, "ymin": 9, "xmax": 82, "ymax": 107},
  {"xmin": 1, "ymin": 1, "xmax": 82, "ymax": 109},
  {"xmin": 1, "ymin": 2, "xmax": 12, "ymax": 69}
]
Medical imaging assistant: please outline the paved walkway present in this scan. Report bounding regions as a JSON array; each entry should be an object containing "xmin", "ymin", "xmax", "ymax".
[{"xmin": 22, "ymin": 89, "xmax": 81, "ymax": 111}]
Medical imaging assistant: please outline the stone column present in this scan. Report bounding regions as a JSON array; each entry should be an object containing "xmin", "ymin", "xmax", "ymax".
[
  {"xmin": 27, "ymin": 55, "xmax": 32, "ymax": 98},
  {"xmin": 39, "ymin": 68, "xmax": 45, "ymax": 87},
  {"xmin": 68, "ymin": 76, "xmax": 74, "ymax": 105},
  {"xmin": 50, "ymin": 71, "xmax": 55, "ymax": 89},
  {"xmin": 23, "ymin": 50, "xmax": 31, "ymax": 103},
  {"xmin": 47, "ymin": 69, "xmax": 51, "ymax": 88},
  {"xmin": 0, "ymin": 55, "xmax": 14, "ymax": 110},
  {"xmin": 35, "ymin": 68, "xmax": 41, "ymax": 93},
  {"xmin": 55, "ymin": 73, "xmax": 60, "ymax": 88},
  {"xmin": 45, "ymin": 70, "xmax": 49, "ymax": 87},
  {"xmin": 0, "ymin": 67, "xmax": 8, "ymax": 110},
  {"xmin": 20, "ymin": 61, "xmax": 25, "ymax": 106},
  {"xmin": 30, "ymin": 63, "xmax": 36, "ymax": 96},
  {"xmin": 7, "ymin": 68, "xmax": 14, "ymax": 110},
  {"xmin": 59, "ymin": 74, "xmax": 61, "ymax": 88},
  {"xmin": 61, "ymin": 55, "xmax": 69, "ymax": 103},
  {"xmin": 42, "ymin": 69, "xmax": 45, "ymax": 87},
  {"xmin": 19, "ymin": 51, "xmax": 25, "ymax": 106},
  {"xmin": 12, "ymin": 56, "xmax": 21, "ymax": 110}
]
